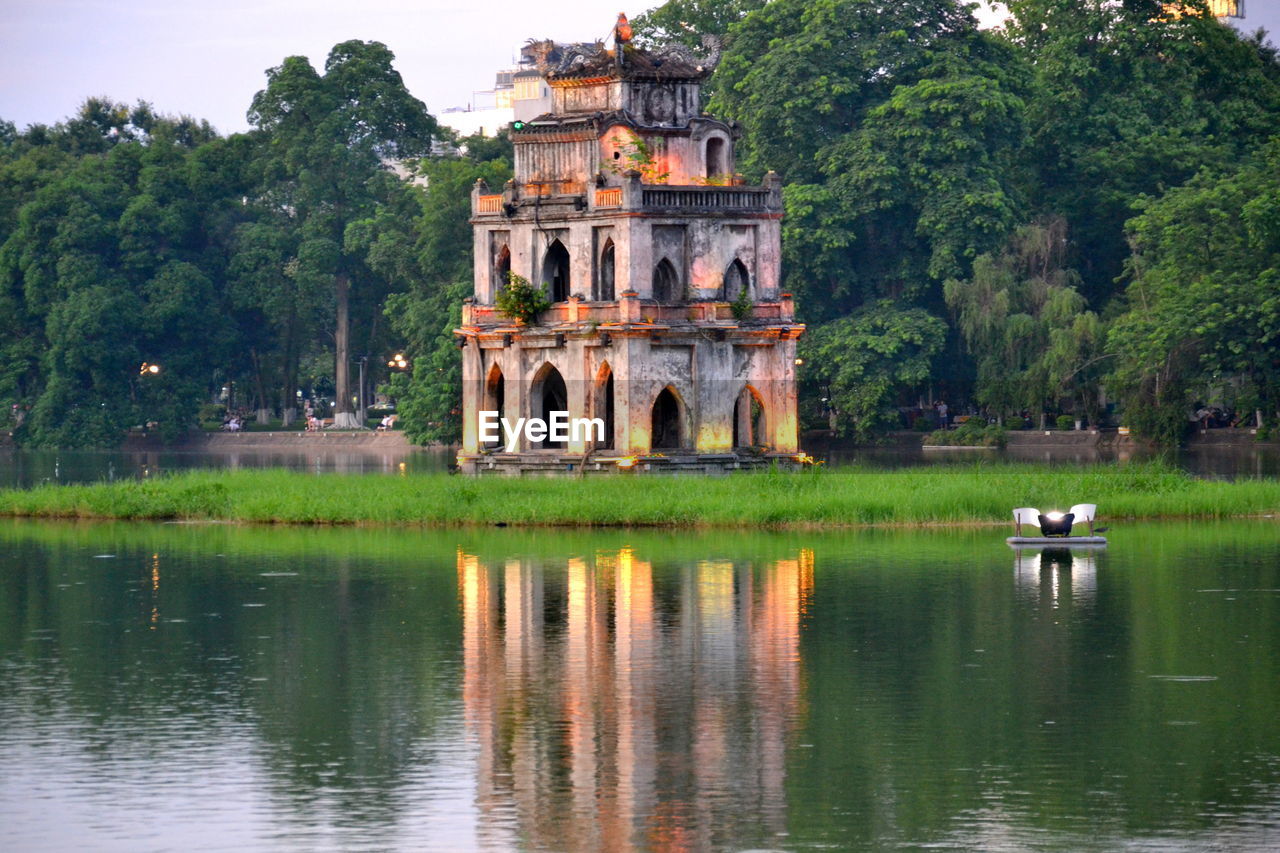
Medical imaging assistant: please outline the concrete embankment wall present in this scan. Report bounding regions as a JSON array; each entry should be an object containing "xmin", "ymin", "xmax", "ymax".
[{"xmin": 122, "ymin": 431, "xmax": 422, "ymax": 451}]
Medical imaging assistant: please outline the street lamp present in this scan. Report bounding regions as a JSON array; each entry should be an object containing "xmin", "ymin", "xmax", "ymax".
[
  {"xmin": 388, "ymin": 352, "xmax": 409, "ymax": 370},
  {"xmin": 139, "ymin": 362, "xmax": 161, "ymax": 376}
]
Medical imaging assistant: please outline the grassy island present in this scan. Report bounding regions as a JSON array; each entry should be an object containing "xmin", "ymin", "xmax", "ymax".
[{"xmin": 0, "ymin": 464, "xmax": 1277, "ymax": 528}]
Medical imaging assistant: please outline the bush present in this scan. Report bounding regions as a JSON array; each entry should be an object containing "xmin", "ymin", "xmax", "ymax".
[
  {"xmin": 1056, "ymin": 414, "xmax": 1075, "ymax": 431},
  {"xmin": 495, "ymin": 272, "xmax": 551, "ymax": 324},
  {"xmin": 198, "ymin": 403, "xmax": 226, "ymax": 428},
  {"xmin": 927, "ymin": 420, "xmax": 1007, "ymax": 447}
]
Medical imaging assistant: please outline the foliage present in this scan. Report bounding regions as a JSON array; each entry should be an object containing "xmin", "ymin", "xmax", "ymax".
[
  {"xmin": 800, "ymin": 302, "xmax": 947, "ymax": 441},
  {"xmin": 495, "ymin": 272, "xmax": 551, "ymax": 325},
  {"xmin": 1109, "ymin": 140, "xmax": 1280, "ymax": 443},
  {"xmin": 729, "ymin": 283, "xmax": 752, "ymax": 321},
  {"xmin": 926, "ymin": 420, "xmax": 1007, "ymax": 447},
  {"xmin": 605, "ymin": 130, "xmax": 669, "ymax": 183},
  {"xmin": 380, "ymin": 141, "xmax": 512, "ymax": 445},
  {"xmin": 713, "ymin": 0, "xmax": 1029, "ymax": 322},
  {"xmin": 247, "ymin": 40, "xmax": 437, "ymax": 424},
  {"xmin": 1006, "ymin": 0, "xmax": 1280, "ymax": 304},
  {"xmin": 632, "ymin": 0, "xmax": 767, "ymax": 49},
  {"xmin": 944, "ymin": 218, "xmax": 1104, "ymax": 422}
]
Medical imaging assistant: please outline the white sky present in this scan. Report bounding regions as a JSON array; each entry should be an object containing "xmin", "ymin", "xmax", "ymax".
[
  {"xmin": 3, "ymin": 2, "xmax": 1273, "ymax": 136},
  {"xmin": 1, "ymin": 0, "xmax": 633, "ymax": 135}
]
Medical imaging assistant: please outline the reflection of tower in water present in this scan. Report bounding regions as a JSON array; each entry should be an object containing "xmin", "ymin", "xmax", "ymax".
[{"xmin": 457, "ymin": 547, "xmax": 813, "ymax": 850}]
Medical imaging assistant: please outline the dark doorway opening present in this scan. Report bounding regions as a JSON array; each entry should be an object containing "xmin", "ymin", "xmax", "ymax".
[
  {"xmin": 706, "ymin": 136, "xmax": 726, "ymax": 178},
  {"xmin": 538, "ymin": 366, "xmax": 568, "ymax": 449},
  {"xmin": 732, "ymin": 386, "xmax": 767, "ymax": 448},
  {"xmin": 484, "ymin": 366, "xmax": 504, "ymax": 448},
  {"xmin": 598, "ymin": 240, "xmax": 615, "ymax": 301},
  {"xmin": 597, "ymin": 367, "xmax": 615, "ymax": 450},
  {"xmin": 723, "ymin": 258, "xmax": 749, "ymax": 302},
  {"xmin": 653, "ymin": 258, "xmax": 679, "ymax": 303},
  {"xmin": 651, "ymin": 387, "xmax": 682, "ymax": 449},
  {"xmin": 543, "ymin": 240, "xmax": 570, "ymax": 302},
  {"xmin": 495, "ymin": 245, "xmax": 511, "ymax": 292}
]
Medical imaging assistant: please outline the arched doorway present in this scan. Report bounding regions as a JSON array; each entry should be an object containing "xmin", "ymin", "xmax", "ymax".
[
  {"xmin": 723, "ymin": 258, "xmax": 749, "ymax": 302},
  {"xmin": 542, "ymin": 239, "xmax": 570, "ymax": 302},
  {"xmin": 483, "ymin": 364, "xmax": 505, "ymax": 448},
  {"xmin": 733, "ymin": 385, "xmax": 767, "ymax": 448},
  {"xmin": 651, "ymin": 386, "xmax": 683, "ymax": 450},
  {"xmin": 595, "ymin": 363, "xmax": 615, "ymax": 450},
  {"xmin": 532, "ymin": 364, "xmax": 568, "ymax": 449},
  {"xmin": 494, "ymin": 245, "xmax": 511, "ymax": 293},
  {"xmin": 705, "ymin": 136, "xmax": 726, "ymax": 179},
  {"xmin": 653, "ymin": 258, "xmax": 679, "ymax": 303},
  {"xmin": 598, "ymin": 240, "xmax": 615, "ymax": 301}
]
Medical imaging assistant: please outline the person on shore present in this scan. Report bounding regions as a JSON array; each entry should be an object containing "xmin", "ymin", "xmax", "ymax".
[{"xmin": 935, "ymin": 400, "xmax": 949, "ymax": 430}]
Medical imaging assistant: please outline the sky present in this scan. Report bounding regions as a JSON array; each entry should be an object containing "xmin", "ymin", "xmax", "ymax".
[
  {"xmin": 1, "ymin": 0, "xmax": 631, "ymax": 135},
  {"xmin": 3, "ymin": 1, "xmax": 1276, "ymax": 137}
]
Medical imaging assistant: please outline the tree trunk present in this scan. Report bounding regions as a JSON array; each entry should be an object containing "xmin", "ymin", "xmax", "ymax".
[
  {"xmin": 279, "ymin": 320, "xmax": 297, "ymax": 427},
  {"xmin": 332, "ymin": 273, "xmax": 361, "ymax": 428},
  {"xmin": 249, "ymin": 348, "xmax": 272, "ymax": 425}
]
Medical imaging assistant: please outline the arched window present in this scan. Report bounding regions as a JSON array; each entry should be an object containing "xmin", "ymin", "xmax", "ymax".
[
  {"xmin": 653, "ymin": 258, "xmax": 679, "ymax": 303},
  {"xmin": 542, "ymin": 239, "xmax": 570, "ymax": 302},
  {"xmin": 533, "ymin": 364, "xmax": 568, "ymax": 450},
  {"xmin": 598, "ymin": 240, "xmax": 615, "ymax": 301},
  {"xmin": 483, "ymin": 364, "xmax": 505, "ymax": 447},
  {"xmin": 494, "ymin": 245, "xmax": 511, "ymax": 294},
  {"xmin": 723, "ymin": 258, "xmax": 749, "ymax": 302},
  {"xmin": 732, "ymin": 385, "xmax": 768, "ymax": 448},
  {"xmin": 651, "ymin": 386, "xmax": 683, "ymax": 450},
  {"xmin": 705, "ymin": 136, "xmax": 726, "ymax": 179},
  {"xmin": 596, "ymin": 363, "xmax": 615, "ymax": 450}
]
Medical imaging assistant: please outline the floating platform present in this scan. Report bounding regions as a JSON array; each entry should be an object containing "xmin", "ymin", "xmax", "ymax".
[{"xmin": 1007, "ymin": 536, "xmax": 1107, "ymax": 547}]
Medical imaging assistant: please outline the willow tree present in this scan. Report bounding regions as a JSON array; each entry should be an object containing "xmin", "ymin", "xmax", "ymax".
[
  {"xmin": 944, "ymin": 218, "xmax": 1103, "ymax": 424},
  {"xmin": 247, "ymin": 41, "xmax": 436, "ymax": 427}
]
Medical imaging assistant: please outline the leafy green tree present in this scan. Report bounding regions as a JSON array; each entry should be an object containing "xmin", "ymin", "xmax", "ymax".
[
  {"xmin": 0, "ymin": 103, "xmax": 240, "ymax": 446},
  {"xmin": 1109, "ymin": 143, "xmax": 1280, "ymax": 442},
  {"xmin": 713, "ymin": 0, "xmax": 1028, "ymax": 323},
  {"xmin": 247, "ymin": 41, "xmax": 437, "ymax": 428},
  {"xmin": 632, "ymin": 0, "xmax": 766, "ymax": 48},
  {"xmin": 1006, "ymin": 0, "xmax": 1280, "ymax": 305},
  {"xmin": 799, "ymin": 301, "xmax": 946, "ymax": 441},
  {"xmin": 378, "ymin": 144, "xmax": 512, "ymax": 444}
]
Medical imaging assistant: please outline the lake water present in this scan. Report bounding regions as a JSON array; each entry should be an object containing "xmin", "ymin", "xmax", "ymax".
[
  {"xmin": 2, "ymin": 443, "xmax": 1279, "ymax": 489},
  {"xmin": 2, "ymin": 520, "xmax": 1278, "ymax": 851}
]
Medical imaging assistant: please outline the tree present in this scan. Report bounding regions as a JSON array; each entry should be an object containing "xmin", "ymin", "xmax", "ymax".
[
  {"xmin": 632, "ymin": 0, "xmax": 766, "ymax": 49},
  {"xmin": 377, "ymin": 141, "xmax": 512, "ymax": 444},
  {"xmin": 247, "ymin": 41, "xmax": 437, "ymax": 428},
  {"xmin": 712, "ymin": 0, "xmax": 1028, "ymax": 323},
  {"xmin": 0, "ymin": 103, "xmax": 239, "ymax": 446},
  {"xmin": 1109, "ymin": 143, "xmax": 1280, "ymax": 442},
  {"xmin": 1005, "ymin": 0, "xmax": 1280, "ymax": 305},
  {"xmin": 944, "ymin": 218, "xmax": 1104, "ymax": 424},
  {"xmin": 799, "ymin": 301, "xmax": 946, "ymax": 441}
]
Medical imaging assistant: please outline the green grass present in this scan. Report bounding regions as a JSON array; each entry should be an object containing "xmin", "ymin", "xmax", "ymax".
[{"xmin": 0, "ymin": 463, "xmax": 1276, "ymax": 528}]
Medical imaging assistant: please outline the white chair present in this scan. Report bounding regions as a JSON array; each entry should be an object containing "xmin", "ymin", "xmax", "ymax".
[
  {"xmin": 1012, "ymin": 507, "xmax": 1041, "ymax": 536},
  {"xmin": 1069, "ymin": 503, "xmax": 1097, "ymax": 535}
]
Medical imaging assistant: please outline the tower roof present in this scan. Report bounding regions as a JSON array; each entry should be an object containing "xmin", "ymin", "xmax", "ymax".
[{"xmin": 541, "ymin": 42, "xmax": 712, "ymax": 85}]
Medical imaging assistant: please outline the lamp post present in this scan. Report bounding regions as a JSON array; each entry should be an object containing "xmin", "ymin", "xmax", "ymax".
[{"xmin": 353, "ymin": 356, "xmax": 368, "ymax": 426}]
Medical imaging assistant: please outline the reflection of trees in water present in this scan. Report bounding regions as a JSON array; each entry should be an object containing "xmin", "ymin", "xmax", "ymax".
[
  {"xmin": 458, "ymin": 547, "xmax": 813, "ymax": 850},
  {"xmin": 0, "ymin": 540, "xmax": 465, "ymax": 833}
]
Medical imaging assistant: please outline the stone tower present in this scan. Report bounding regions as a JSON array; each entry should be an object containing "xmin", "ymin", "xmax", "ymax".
[{"xmin": 456, "ymin": 26, "xmax": 804, "ymax": 474}]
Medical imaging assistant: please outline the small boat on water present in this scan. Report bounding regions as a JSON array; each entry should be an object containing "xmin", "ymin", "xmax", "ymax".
[{"xmin": 1007, "ymin": 504, "xmax": 1107, "ymax": 547}]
